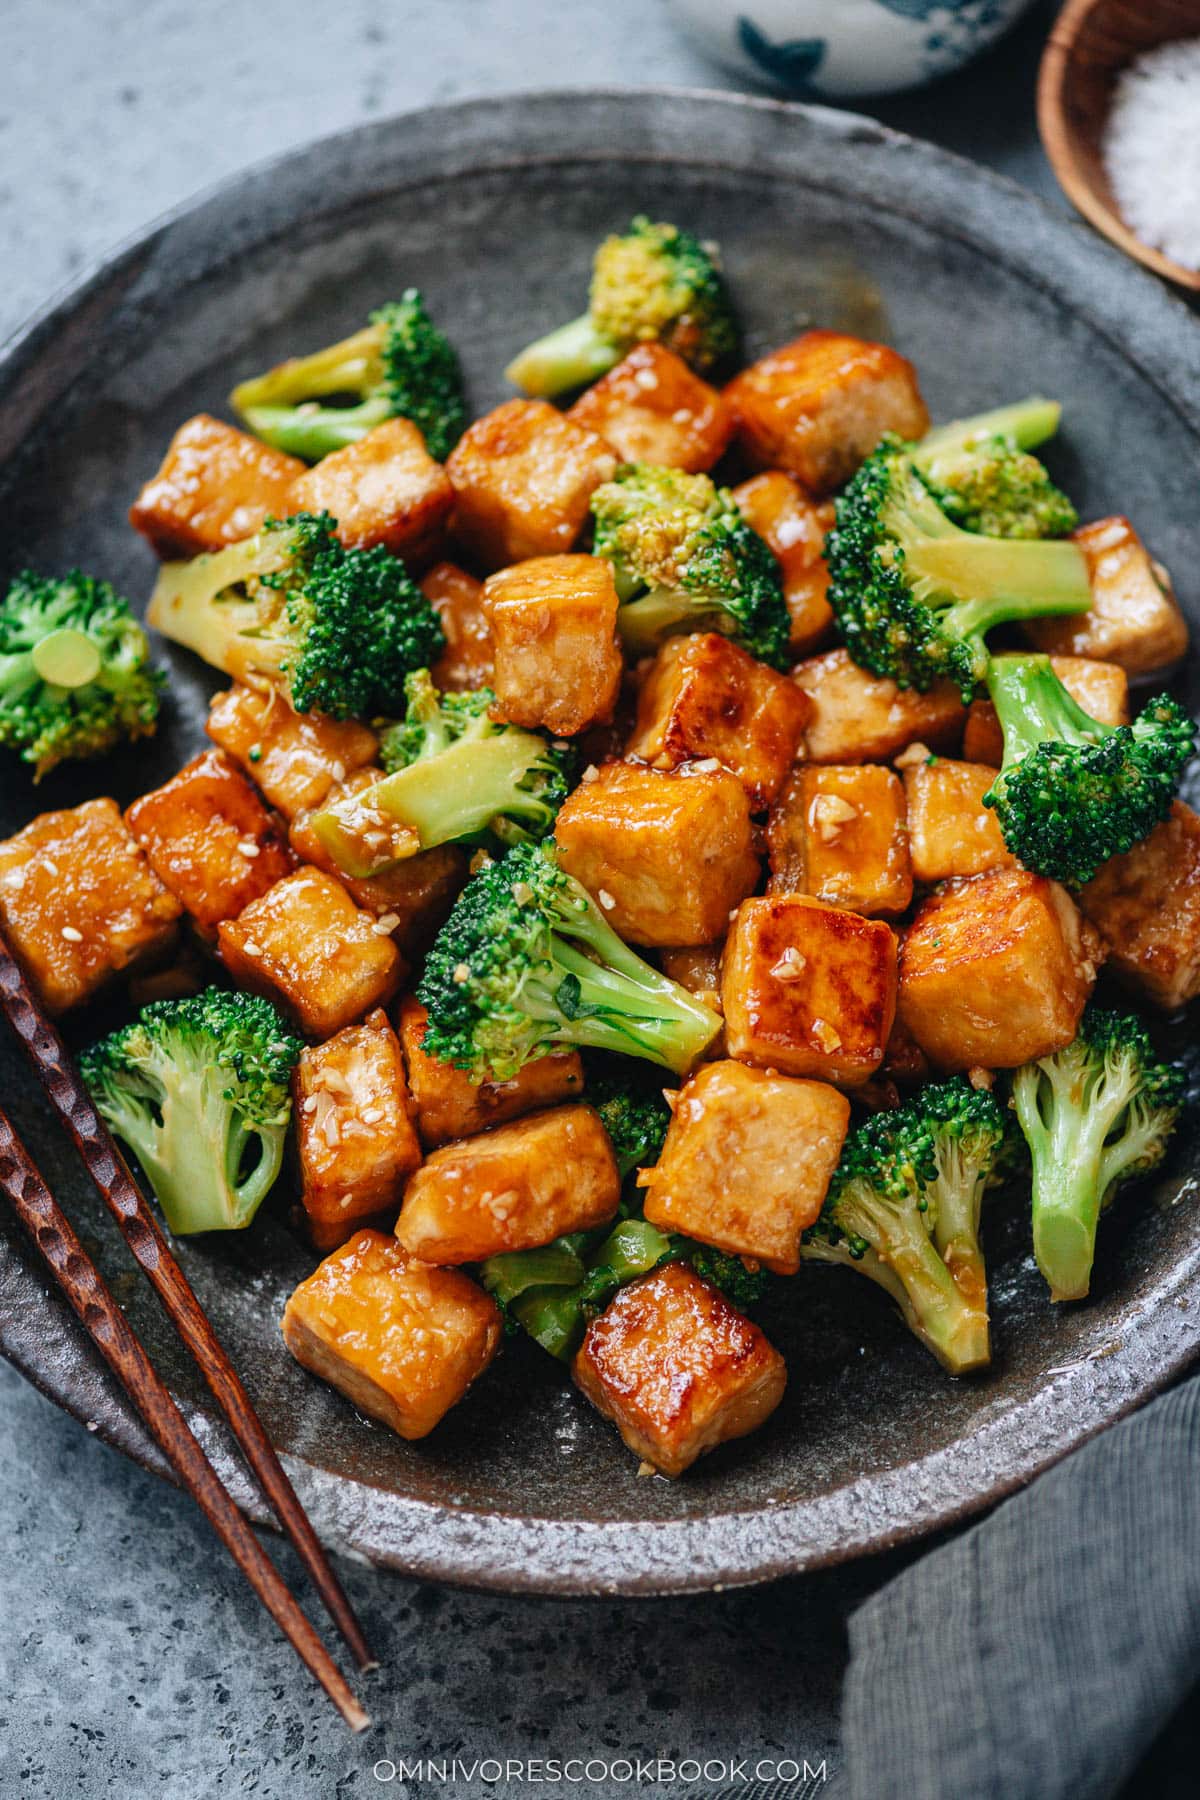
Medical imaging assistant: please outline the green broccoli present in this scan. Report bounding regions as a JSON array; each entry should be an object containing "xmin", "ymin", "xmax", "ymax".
[
  {"xmin": 920, "ymin": 1078, "xmax": 1016, "ymax": 1326},
  {"xmin": 1011, "ymin": 1005, "xmax": 1185, "ymax": 1303},
  {"xmin": 826, "ymin": 435, "xmax": 1092, "ymax": 698},
  {"xmin": 580, "ymin": 1051, "xmax": 674, "ymax": 1183},
  {"xmin": 590, "ymin": 463, "xmax": 790, "ymax": 669},
  {"xmin": 801, "ymin": 1098, "xmax": 994, "ymax": 1374},
  {"xmin": 307, "ymin": 671, "xmax": 573, "ymax": 876},
  {"xmin": 416, "ymin": 840, "xmax": 721, "ymax": 1083},
  {"xmin": 229, "ymin": 291, "xmax": 466, "ymax": 461},
  {"xmin": 0, "ymin": 569, "xmax": 164, "ymax": 780},
  {"xmin": 146, "ymin": 511, "xmax": 443, "ymax": 719},
  {"xmin": 505, "ymin": 215, "xmax": 739, "ymax": 398},
  {"xmin": 911, "ymin": 397, "xmax": 1078, "ymax": 539},
  {"xmin": 80, "ymin": 988, "xmax": 303, "ymax": 1237},
  {"xmin": 981, "ymin": 654, "xmax": 1194, "ymax": 885},
  {"xmin": 687, "ymin": 1244, "xmax": 770, "ymax": 1312}
]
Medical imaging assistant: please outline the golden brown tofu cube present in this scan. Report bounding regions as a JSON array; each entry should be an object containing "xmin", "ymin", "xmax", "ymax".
[
  {"xmin": 206, "ymin": 685, "xmax": 378, "ymax": 819},
  {"xmin": 567, "ymin": 343, "xmax": 734, "ymax": 472},
  {"xmin": 281, "ymin": 1230, "xmax": 501, "ymax": 1440},
  {"xmin": 482, "ymin": 554, "xmax": 622, "ymax": 737},
  {"xmin": 902, "ymin": 758, "xmax": 1015, "ymax": 884},
  {"xmin": 641, "ymin": 1060, "xmax": 850, "ymax": 1274},
  {"xmin": 294, "ymin": 1009, "xmax": 422, "ymax": 1251},
  {"xmin": 722, "ymin": 895, "xmax": 897, "ymax": 1088},
  {"xmin": 1024, "ymin": 517, "xmax": 1188, "ymax": 677},
  {"xmin": 793, "ymin": 649, "xmax": 966, "ymax": 764},
  {"xmin": 732, "ymin": 472, "xmax": 835, "ymax": 655},
  {"xmin": 126, "ymin": 749, "xmax": 293, "ymax": 934},
  {"xmin": 288, "ymin": 770, "xmax": 466, "ymax": 957},
  {"xmin": 573, "ymin": 1263, "xmax": 786, "ymax": 1477},
  {"xmin": 218, "ymin": 867, "xmax": 402, "ymax": 1038},
  {"xmin": 446, "ymin": 399, "xmax": 617, "ymax": 569},
  {"xmin": 129, "ymin": 414, "xmax": 306, "ymax": 559},
  {"xmin": 898, "ymin": 868, "xmax": 1103, "ymax": 1072},
  {"xmin": 421, "ymin": 561, "xmax": 494, "ymax": 692},
  {"xmin": 555, "ymin": 761, "xmax": 760, "ymax": 948},
  {"xmin": 1080, "ymin": 802, "xmax": 1200, "ymax": 1011},
  {"xmin": 0, "ymin": 799, "xmax": 181, "ymax": 1015},
  {"xmin": 287, "ymin": 417, "xmax": 453, "ymax": 564},
  {"xmin": 626, "ymin": 632, "xmax": 811, "ymax": 808},
  {"xmin": 766, "ymin": 764, "xmax": 912, "ymax": 917},
  {"xmin": 962, "ymin": 655, "xmax": 1130, "ymax": 766},
  {"xmin": 725, "ymin": 330, "xmax": 929, "ymax": 495},
  {"xmin": 394, "ymin": 1105, "xmax": 619, "ymax": 1264},
  {"xmin": 396, "ymin": 997, "xmax": 584, "ymax": 1149}
]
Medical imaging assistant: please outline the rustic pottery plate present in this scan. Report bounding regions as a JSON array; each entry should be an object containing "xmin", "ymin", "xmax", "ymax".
[{"xmin": 1, "ymin": 89, "xmax": 1198, "ymax": 1596}]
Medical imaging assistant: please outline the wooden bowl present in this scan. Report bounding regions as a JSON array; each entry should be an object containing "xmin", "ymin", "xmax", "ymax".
[{"xmin": 1038, "ymin": 0, "xmax": 1200, "ymax": 292}]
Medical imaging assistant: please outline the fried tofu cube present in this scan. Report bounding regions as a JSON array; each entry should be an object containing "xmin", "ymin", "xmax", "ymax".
[
  {"xmin": 793, "ymin": 649, "xmax": 966, "ymax": 764},
  {"xmin": 902, "ymin": 757, "xmax": 1015, "ymax": 883},
  {"xmin": 766, "ymin": 764, "xmax": 912, "ymax": 916},
  {"xmin": 554, "ymin": 761, "xmax": 760, "ymax": 947},
  {"xmin": 446, "ymin": 399, "xmax": 617, "ymax": 569},
  {"xmin": 481, "ymin": 554, "xmax": 622, "ymax": 737},
  {"xmin": 126, "ymin": 749, "xmax": 293, "ymax": 934},
  {"xmin": 218, "ymin": 868, "xmax": 402, "ymax": 1038},
  {"xmin": 294, "ymin": 1010, "xmax": 422, "ymax": 1251},
  {"xmin": 394, "ymin": 1104, "xmax": 619, "ymax": 1264},
  {"xmin": 206, "ymin": 685, "xmax": 378, "ymax": 819},
  {"xmin": 421, "ymin": 561, "xmax": 493, "ymax": 692},
  {"xmin": 898, "ymin": 867, "xmax": 1103, "ymax": 1071},
  {"xmin": 573, "ymin": 1263, "xmax": 786, "ymax": 1477},
  {"xmin": 626, "ymin": 632, "xmax": 811, "ymax": 808},
  {"xmin": 0, "ymin": 799, "xmax": 181, "ymax": 1015},
  {"xmin": 129, "ymin": 414, "xmax": 306, "ymax": 558},
  {"xmin": 962, "ymin": 655, "xmax": 1130, "ymax": 765},
  {"xmin": 396, "ymin": 997, "xmax": 584, "ymax": 1149},
  {"xmin": 287, "ymin": 417, "xmax": 454, "ymax": 564},
  {"xmin": 1080, "ymin": 802, "xmax": 1200, "ymax": 1010},
  {"xmin": 660, "ymin": 944, "xmax": 726, "ymax": 1059},
  {"xmin": 1024, "ymin": 517, "xmax": 1188, "ymax": 677},
  {"xmin": 732, "ymin": 472, "xmax": 835, "ymax": 655},
  {"xmin": 722, "ymin": 895, "xmax": 897, "ymax": 1087},
  {"xmin": 567, "ymin": 343, "xmax": 734, "ymax": 472},
  {"xmin": 641, "ymin": 1060, "xmax": 850, "ymax": 1274},
  {"xmin": 288, "ymin": 770, "xmax": 466, "ymax": 957},
  {"xmin": 725, "ymin": 330, "xmax": 929, "ymax": 495},
  {"xmin": 281, "ymin": 1230, "xmax": 501, "ymax": 1440}
]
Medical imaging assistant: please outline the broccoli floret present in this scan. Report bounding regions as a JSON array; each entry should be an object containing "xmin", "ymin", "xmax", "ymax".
[
  {"xmin": 481, "ymin": 1217, "xmax": 675, "ymax": 1360},
  {"xmin": 310, "ymin": 671, "xmax": 573, "ymax": 875},
  {"xmin": 826, "ymin": 436, "xmax": 1092, "ymax": 698},
  {"xmin": 229, "ymin": 291, "xmax": 466, "ymax": 461},
  {"xmin": 506, "ymin": 215, "xmax": 739, "ymax": 399},
  {"xmin": 981, "ymin": 654, "xmax": 1194, "ymax": 885},
  {"xmin": 1011, "ymin": 1005, "xmax": 1185, "ymax": 1303},
  {"xmin": 801, "ymin": 1100, "xmax": 991, "ymax": 1374},
  {"xmin": 580, "ymin": 1052, "xmax": 674, "ymax": 1183},
  {"xmin": 0, "ymin": 569, "xmax": 164, "ymax": 780},
  {"xmin": 80, "ymin": 988, "xmax": 302, "ymax": 1237},
  {"xmin": 147, "ymin": 511, "xmax": 443, "ymax": 719},
  {"xmin": 416, "ymin": 840, "xmax": 721, "ymax": 1083},
  {"xmin": 687, "ymin": 1244, "xmax": 770, "ymax": 1311},
  {"xmin": 911, "ymin": 397, "xmax": 1078, "ymax": 540},
  {"xmin": 920, "ymin": 1077, "xmax": 1015, "ymax": 1329},
  {"xmin": 590, "ymin": 463, "xmax": 790, "ymax": 669}
]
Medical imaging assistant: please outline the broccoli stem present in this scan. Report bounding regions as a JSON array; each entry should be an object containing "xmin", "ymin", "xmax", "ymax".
[
  {"xmin": 806, "ymin": 1220, "xmax": 990, "ymax": 1373},
  {"xmin": 510, "ymin": 1219, "xmax": 673, "ymax": 1359},
  {"xmin": 929, "ymin": 1153, "xmax": 990, "ymax": 1318},
  {"xmin": 910, "ymin": 536, "xmax": 1091, "ymax": 640},
  {"xmin": 526, "ymin": 931, "xmax": 719, "ymax": 1072},
  {"xmin": 504, "ymin": 313, "xmax": 620, "ymax": 398},
  {"xmin": 913, "ymin": 396, "xmax": 1062, "ymax": 464},
  {"xmin": 312, "ymin": 731, "xmax": 560, "ymax": 876},
  {"xmin": 31, "ymin": 627, "xmax": 102, "ymax": 689},
  {"xmin": 616, "ymin": 587, "xmax": 735, "ymax": 657},
  {"xmin": 125, "ymin": 1062, "xmax": 283, "ymax": 1235},
  {"xmin": 236, "ymin": 395, "xmax": 394, "ymax": 461},
  {"xmin": 985, "ymin": 653, "xmax": 1110, "ymax": 761}
]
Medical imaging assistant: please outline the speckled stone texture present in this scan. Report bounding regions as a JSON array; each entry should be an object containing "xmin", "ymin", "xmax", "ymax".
[{"xmin": 0, "ymin": 3, "xmax": 1075, "ymax": 1796}]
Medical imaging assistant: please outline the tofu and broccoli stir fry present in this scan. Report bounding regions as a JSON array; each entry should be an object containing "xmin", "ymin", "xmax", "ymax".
[{"xmin": 2, "ymin": 216, "xmax": 1196, "ymax": 1478}]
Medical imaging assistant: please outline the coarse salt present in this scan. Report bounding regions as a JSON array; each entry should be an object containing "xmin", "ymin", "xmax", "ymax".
[{"xmin": 1104, "ymin": 39, "xmax": 1200, "ymax": 273}]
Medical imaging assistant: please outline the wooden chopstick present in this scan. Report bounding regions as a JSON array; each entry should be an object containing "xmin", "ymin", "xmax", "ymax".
[
  {"xmin": 0, "ymin": 1107, "xmax": 370, "ymax": 1732},
  {"xmin": 0, "ymin": 937, "xmax": 375, "ymax": 1675}
]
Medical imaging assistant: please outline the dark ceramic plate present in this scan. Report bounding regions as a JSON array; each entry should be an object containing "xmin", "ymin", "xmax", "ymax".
[{"xmin": 2, "ymin": 89, "xmax": 1199, "ymax": 1596}]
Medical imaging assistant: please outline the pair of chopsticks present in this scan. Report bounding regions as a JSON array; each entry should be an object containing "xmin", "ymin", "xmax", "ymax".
[{"xmin": 0, "ymin": 936, "xmax": 374, "ymax": 1732}]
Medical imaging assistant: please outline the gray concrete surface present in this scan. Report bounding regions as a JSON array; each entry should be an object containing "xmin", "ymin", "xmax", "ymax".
[{"xmin": 0, "ymin": 3, "xmax": 1063, "ymax": 1796}]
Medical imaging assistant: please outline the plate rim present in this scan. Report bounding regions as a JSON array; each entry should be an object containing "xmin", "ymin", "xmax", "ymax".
[{"xmin": 1, "ymin": 83, "xmax": 1198, "ymax": 1595}]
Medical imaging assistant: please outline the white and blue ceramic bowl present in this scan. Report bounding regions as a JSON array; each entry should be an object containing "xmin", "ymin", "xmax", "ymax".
[{"xmin": 667, "ymin": 0, "xmax": 1039, "ymax": 98}]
